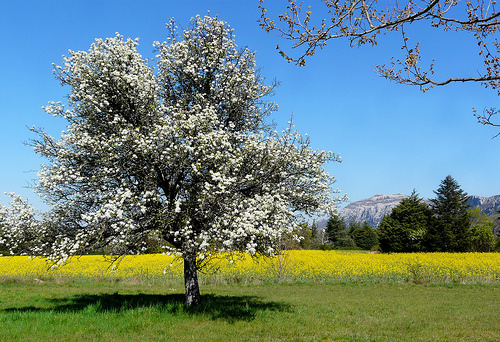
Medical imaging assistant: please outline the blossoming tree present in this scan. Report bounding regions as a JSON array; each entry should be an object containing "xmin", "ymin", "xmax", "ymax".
[{"xmin": 2, "ymin": 16, "xmax": 341, "ymax": 305}]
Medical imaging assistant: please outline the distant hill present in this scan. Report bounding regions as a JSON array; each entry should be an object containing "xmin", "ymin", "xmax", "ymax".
[
  {"xmin": 337, "ymin": 193, "xmax": 410, "ymax": 227},
  {"xmin": 316, "ymin": 194, "xmax": 500, "ymax": 229},
  {"xmin": 467, "ymin": 195, "xmax": 500, "ymax": 216}
]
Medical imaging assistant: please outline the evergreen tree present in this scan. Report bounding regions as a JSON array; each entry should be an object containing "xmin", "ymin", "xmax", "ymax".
[
  {"xmin": 426, "ymin": 176, "xmax": 471, "ymax": 252},
  {"xmin": 325, "ymin": 215, "xmax": 354, "ymax": 248},
  {"xmin": 378, "ymin": 216, "xmax": 406, "ymax": 253},
  {"xmin": 351, "ymin": 222, "xmax": 378, "ymax": 250},
  {"xmin": 378, "ymin": 190, "xmax": 431, "ymax": 252},
  {"xmin": 347, "ymin": 221, "xmax": 362, "ymax": 236}
]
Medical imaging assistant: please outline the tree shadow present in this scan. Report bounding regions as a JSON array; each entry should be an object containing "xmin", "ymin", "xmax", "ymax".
[{"xmin": 3, "ymin": 293, "xmax": 292, "ymax": 322}]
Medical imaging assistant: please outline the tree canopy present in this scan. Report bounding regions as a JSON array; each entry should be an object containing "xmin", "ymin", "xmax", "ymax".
[
  {"xmin": 378, "ymin": 190, "xmax": 432, "ymax": 252},
  {"xmin": 468, "ymin": 207, "xmax": 496, "ymax": 252},
  {"xmin": 350, "ymin": 221, "xmax": 378, "ymax": 250},
  {"xmin": 0, "ymin": 15, "xmax": 341, "ymax": 305},
  {"xmin": 426, "ymin": 175, "xmax": 471, "ymax": 251},
  {"xmin": 325, "ymin": 215, "xmax": 355, "ymax": 248}
]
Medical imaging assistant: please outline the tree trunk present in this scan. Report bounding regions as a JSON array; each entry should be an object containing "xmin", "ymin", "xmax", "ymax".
[{"xmin": 183, "ymin": 252, "xmax": 201, "ymax": 306}]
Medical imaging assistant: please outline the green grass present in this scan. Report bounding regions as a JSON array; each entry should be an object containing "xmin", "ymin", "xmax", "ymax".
[{"xmin": 0, "ymin": 278, "xmax": 498, "ymax": 341}]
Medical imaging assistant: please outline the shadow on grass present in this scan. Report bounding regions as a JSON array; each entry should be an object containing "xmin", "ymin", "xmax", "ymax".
[{"xmin": 3, "ymin": 293, "xmax": 291, "ymax": 322}]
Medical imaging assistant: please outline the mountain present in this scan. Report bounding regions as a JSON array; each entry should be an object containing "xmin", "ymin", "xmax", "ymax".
[
  {"xmin": 467, "ymin": 195, "xmax": 500, "ymax": 215},
  {"xmin": 338, "ymin": 193, "xmax": 409, "ymax": 227},
  {"xmin": 317, "ymin": 193, "xmax": 500, "ymax": 228}
]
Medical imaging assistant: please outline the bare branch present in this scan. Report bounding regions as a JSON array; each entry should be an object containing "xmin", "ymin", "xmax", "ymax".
[
  {"xmin": 259, "ymin": 0, "xmax": 500, "ymax": 134},
  {"xmin": 474, "ymin": 107, "xmax": 500, "ymax": 137}
]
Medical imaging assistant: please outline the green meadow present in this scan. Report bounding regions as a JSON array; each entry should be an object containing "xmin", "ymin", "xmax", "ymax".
[{"xmin": 0, "ymin": 277, "xmax": 498, "ymax": 342}]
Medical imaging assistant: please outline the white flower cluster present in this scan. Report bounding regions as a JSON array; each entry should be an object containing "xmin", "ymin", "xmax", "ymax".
[
  {"xmin": 0, "ymin": 194, "xmax": 49, "ymax": 256},
  {"xmin": 3, "ymin": 16, "xmax": 343, "ymax": 267}
]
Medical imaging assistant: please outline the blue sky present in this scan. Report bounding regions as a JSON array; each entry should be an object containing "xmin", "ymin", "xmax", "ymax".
[{"xmin": 1, "ymin": 0, "xmax": 499, "ymax": 212}]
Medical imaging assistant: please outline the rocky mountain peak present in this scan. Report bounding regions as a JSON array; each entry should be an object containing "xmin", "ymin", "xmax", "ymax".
[
  {"xmin": 337, "ymin": 193, "xmax": 409, "ymax": 227},
  {"xmin": 331, "ymin": 193, "xmax": 500, "ymax": 228},
  {"xmin": 467, "ymin": 195, "xmax": 500, "ymax": 215}
]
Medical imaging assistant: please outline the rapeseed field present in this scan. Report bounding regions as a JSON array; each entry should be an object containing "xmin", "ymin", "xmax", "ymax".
[{"xmin": 0, "ymin": 251, "xmax": 498, "ymax": 283}]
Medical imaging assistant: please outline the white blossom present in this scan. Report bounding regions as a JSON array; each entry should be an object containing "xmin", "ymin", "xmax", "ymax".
[{"xmin": 1, "ymin": 16, "xmax": 343, "ymax": 304}]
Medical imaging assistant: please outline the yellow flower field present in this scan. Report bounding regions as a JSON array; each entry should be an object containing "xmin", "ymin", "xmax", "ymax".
[{"xmin": 0, "ymin": 251, "xmax": 498, "ymax": 283}]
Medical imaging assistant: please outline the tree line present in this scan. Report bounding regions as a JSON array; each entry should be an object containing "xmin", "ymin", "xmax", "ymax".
[{"xmin": 323, "ymin": 175, "xmax": 499, "ymax": 253}]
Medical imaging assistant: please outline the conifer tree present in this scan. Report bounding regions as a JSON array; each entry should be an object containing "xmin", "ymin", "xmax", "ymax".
[
  {"xmin": 350, "ymin": 222, "xmax": 378, "ymax": 250},
  {"xmin": 325, "ymin": 215, "xmax": 354, "ymax": 248},
  {"xmin": 378, "ymin": 190, "xmax": 431, "ymax": 252},
  {"xmin": 426, "ymin": 176, "xmax": 471, "ymax": 252}
]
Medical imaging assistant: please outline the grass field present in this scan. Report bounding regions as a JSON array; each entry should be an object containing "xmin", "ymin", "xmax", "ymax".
[
  {"xmin": 0, "ymin": 251, "xmax": 499, "ymax": 341},
  {"xmin": 0, "ymin": 279, "xmax": 498, "ymax": 341}
]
